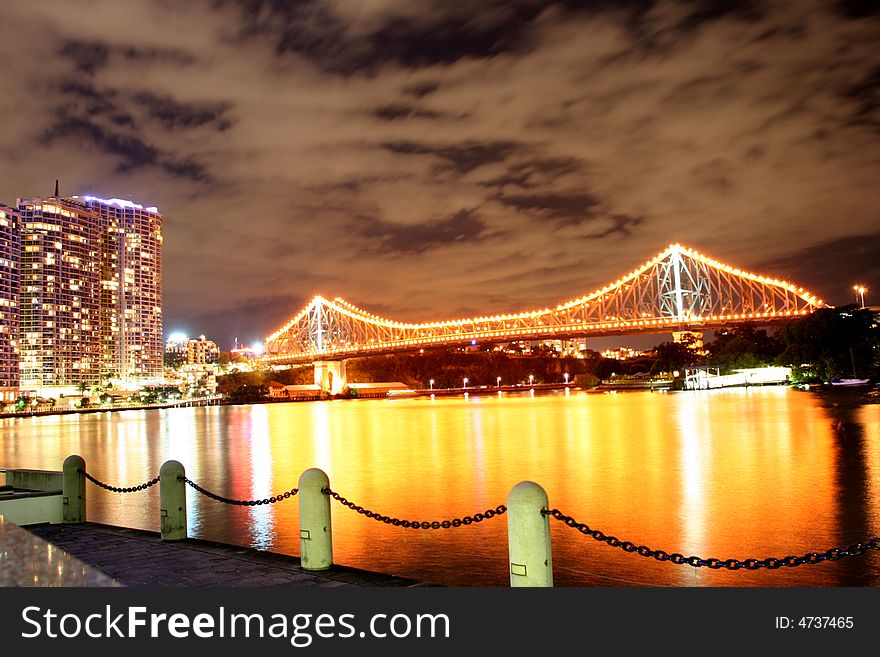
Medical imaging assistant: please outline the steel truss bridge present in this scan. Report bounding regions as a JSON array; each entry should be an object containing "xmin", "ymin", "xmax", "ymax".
[{"xmin": 264, "ymin": 244, "xmax": 824, "ymax": 364}]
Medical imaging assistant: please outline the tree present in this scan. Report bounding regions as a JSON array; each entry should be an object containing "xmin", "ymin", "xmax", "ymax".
[
  {"xmin": 705, "ymin": 326, "xmax": 784, "ymax": 372},
  {"xmin": 778, "ymin": 306, "xmax": 878, "ymax": 382},
  {"xmin": 651, "ymin": 341, "xmax": 698, "ymax": 374}
]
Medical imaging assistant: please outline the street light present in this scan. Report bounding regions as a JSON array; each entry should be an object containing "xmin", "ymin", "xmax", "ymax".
[
  {"xmin": 429, "ymin": 379, "xmax": 434, "ymax": 391},
  {"xmin": 529, "ymin": 374, "xmax": 534, "ymax": 387},
  {"xmin": 497, "ymin": 376, "xmax": 501, "ymax": 388},
  {"xmin": 463, "ymin": 377, "xmax": 469, "ymax": 389},
  {"xmin": 853, "ymin": 284, "xmax": 867, "ymax": 309},
  {"xmin": 564, "ymin": 372, "xmax": 569, "ymax": 385}
]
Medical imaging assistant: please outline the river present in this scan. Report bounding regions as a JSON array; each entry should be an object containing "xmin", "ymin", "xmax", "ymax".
[{"xmin": 2, "ymin": 387, "xmax": 878, "ymax": 586}]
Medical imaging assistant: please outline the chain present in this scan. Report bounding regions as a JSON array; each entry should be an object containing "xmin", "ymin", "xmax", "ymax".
[
  {"xmin": 183, "ymin": 477, "xmax": 298, "ymax": 506},
  {"xmin": 323, "ymin": 487, "xmax": 506, "ymax": 529},
  {"xmin": 80, "ymin": 469, "xmax": 159, "ymax": 493},
  {"xmin": 546, "ymin": 509, "xmax": 880, "ymax": 570}
]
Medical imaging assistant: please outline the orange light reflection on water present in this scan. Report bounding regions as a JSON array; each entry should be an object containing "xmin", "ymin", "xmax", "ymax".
[{"xmin": 1, "ymin": 388, "xmax": 877, "ymax": 586}]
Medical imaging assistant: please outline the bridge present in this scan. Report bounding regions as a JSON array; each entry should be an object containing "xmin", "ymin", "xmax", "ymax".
[{"xmin": 263, "ymin": 244, "xmax": 824, "ymax": 392}]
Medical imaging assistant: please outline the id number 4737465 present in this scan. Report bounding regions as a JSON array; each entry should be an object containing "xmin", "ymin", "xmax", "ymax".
[{"xmin": 775, "ymin": 617, "xmax": 854, "ymax": 629}]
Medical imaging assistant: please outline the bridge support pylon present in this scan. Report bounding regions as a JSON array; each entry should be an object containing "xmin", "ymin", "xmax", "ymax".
[{"xmin": 314, "ymin": 360, "xmax": 347, "ymax": 395}]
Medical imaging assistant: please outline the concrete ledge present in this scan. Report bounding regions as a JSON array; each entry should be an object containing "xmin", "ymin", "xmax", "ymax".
[
  {"xmin": 0, "ymin": 516, "xmax": 119, "ymax": 586},
  {"xmin": 26, "ymin": 523, "xmax": 434, "ymax": 588}
]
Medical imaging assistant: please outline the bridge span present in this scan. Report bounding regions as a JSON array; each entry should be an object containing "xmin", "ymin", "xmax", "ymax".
[{"xmin": 262, "ymin": 244, "xmax": 824, "ymax": 392}]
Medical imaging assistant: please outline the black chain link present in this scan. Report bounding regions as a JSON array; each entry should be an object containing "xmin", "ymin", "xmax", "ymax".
[
  {"xmin": 546, "ymin": 508, "xmax": 880, "ymax": 570},
  {"xmin": 323, "ymin": 487, "xmax": 506, "ymax": 529},
  {"xmin": 80, "ymin": 469, "xmax": 159, "ymax": 493},
  {"xmin": 183, "ymin": 477, "xmax": 298, "ymax": 506}
]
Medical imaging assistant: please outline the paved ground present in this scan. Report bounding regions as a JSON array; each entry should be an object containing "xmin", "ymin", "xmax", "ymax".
[{"xmin": 27, "ymin": 523, "xmax": 426, "ymax": 588}]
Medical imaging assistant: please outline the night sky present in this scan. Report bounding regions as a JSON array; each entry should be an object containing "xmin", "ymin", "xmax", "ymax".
[{"xmin": 1, "ymin": 1, "xmax": 878, "ymax": 348}]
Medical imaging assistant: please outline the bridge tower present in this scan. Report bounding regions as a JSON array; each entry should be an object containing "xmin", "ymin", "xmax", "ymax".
[
  {"xmin": 659, "ymin": 244, "xmax": 710, "ymax": 321},
  {"xmin": 314, "ymin": 360, "xmax": 347, "ymax": 395}
]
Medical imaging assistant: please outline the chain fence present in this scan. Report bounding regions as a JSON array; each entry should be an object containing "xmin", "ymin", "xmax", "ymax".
[
  {"xmin": 76, "ymin": 467, "xmax": 880, "ymax": 571},
  {"xmin": 80, "ymin": 469, "xmax": 159, "ymax": 493},
  {"xmin": 183, "ymin": 477, "xmax": 298, "ymax": 506},
  {"xmin": 323, "ymin": 487, "xmax": 506, "ymax": 529},
  {"xmin": 546, "ymin": 508, "xmax": 880, "ymax": 570}
]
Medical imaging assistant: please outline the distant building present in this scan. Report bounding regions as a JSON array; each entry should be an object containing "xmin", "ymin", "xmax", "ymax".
[
  {"xmin": 186, "ymin": 335, "xmax": 219, "ymax": 365},
  {"xmin": 601, "ymin": 346, "xmax": 647, "ymax": 360},
  {"xmin": 0, "ymin": 204, "xmax": 20, "ymax": 401},
  {"xmin": 178, "ymin": 364, "xmax": 218, "ymax": 395},
  {"xmin": 165, "ymin": 334, "xmax": 220, "ymax": 366}
]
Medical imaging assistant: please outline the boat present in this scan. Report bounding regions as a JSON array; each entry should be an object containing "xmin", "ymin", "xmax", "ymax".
[
  {"xmin": 830, "ymin": 378, "xmax": 871, "ymax": 387},
  {"xmin": 829, "ymin": 348, "xmax": 871, "ymax": 387}
]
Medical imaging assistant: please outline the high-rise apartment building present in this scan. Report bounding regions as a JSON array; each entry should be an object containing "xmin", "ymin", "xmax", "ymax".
[
  {"xmin": 11, "ymin": 192, "xmax": 164, "ymax": 392},
  {"xmin": 0, "ymin": 204, "xmax": 20, "ymax": 401},
  {"xmin": 16, "ymin": 197, "xmax": 102, "ymax": 389},
  {"xmin": 75, "ymin": 196, "xmax": 163, "ymax": 382}
]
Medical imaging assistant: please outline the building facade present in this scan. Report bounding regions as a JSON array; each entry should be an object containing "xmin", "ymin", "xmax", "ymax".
[
  {"xmin": 186, "ymin": 336, "xmax": 219, "ymax": 365},
  {"xmin": 76, "ymin": 196, "xmax": 164, "ymax": 382},
  {"xmin": 0, "ymin": 204, "xmax": 20, "ymax": 401},
  {"xmin": 16, "ymin": 197, "xmax": 102, "ymax": 390}
]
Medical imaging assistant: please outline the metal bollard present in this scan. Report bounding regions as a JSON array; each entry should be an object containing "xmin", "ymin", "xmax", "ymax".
[
  {"xmin": 507, "ymin": 481, "xmax": 553, "ymax": 587},
  {"xmin": 299, "ymin": 468, "xmax": 332, "ymax": 570},
  {"xmin": 159, "ymin": 460, "xmax": 187, "ymax": 541},
  {"xmin": 62, "ymin": 455, "xmax": 86, "ymax": 523}
]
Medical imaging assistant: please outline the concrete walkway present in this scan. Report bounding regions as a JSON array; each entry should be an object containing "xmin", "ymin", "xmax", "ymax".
[{"xmin": 27, "ymin": 523, "xmax": 426, "ymax": 588}]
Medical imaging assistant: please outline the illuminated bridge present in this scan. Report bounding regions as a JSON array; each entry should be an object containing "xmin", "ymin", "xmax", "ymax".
[{"xmin": 263, "ymin": 244, "xmax": 824, "ymax": 390}]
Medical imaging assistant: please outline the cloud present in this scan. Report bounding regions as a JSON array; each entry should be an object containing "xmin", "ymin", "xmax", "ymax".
[
  {"xmin": 356, "ymin": 208, "xmax": 488, "ymax": 254},
  {"xmin": 1, "ymin": 0, "xmax": 880, "ymax": 345},
  {"xmin": 131, "ymin": 91, "xmax": 234, "ymax": 131},
  {"xmin": 381, "ymin": 140, "xmax": 521, "ymax": 174}
]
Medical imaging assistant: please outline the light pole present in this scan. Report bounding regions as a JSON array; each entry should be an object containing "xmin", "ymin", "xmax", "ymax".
[
  {"xmin": 463, "ymin": 377, "xmax": 468, "ymax": 389},
  {"xmin": 497, "ymin": 376, "xmax": 501, "ymax": 388},
  {"xmin": 564, "ymin": 372, "xmax": 569, "ymax": 385},
  {"xmin": 853, "ymin": 285, "xmax": 867, "ymax": 309},
  {"xmin": 529, "ymin": 374, "xmax": 534, "ymax": 387},
  {"xmin": 429, "ymin": 379, "xmax": 434, "ymax": 391}
]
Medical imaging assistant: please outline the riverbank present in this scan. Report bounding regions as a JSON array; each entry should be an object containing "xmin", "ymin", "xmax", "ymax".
[{"xmin": 0, "ymin": 395, "xmax": 222, "ymax": 420}]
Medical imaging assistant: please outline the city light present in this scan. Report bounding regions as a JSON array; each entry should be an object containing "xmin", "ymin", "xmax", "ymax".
[
  {"xmin": 168, "ymin": 332, "xmax": 188, "ymax": 344},
  {"xmin": 853, "ymin": 285, "xmax": 867, "ymax": 309}
]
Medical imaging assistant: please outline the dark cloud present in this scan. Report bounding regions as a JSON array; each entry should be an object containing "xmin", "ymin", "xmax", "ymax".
[
  {"xmin": 842, "ymin": 66, "xmax": 880, "ymax": 133},
  {"xmin": 371, "ymin": 104, "xmax": 445, "ymax": 121},
  {"xmin": 223, "ymin": 0, "xmax": 661, "ymax": 75},
  {"xmin": 58, "ymin": 40, "xmax": 109, "ymax": 75},
  {"xmin": 480, "ymin": 157, "xmax": 584, "ymax": 189},
  {"xmin": 758, "ymin": 234, "xmax": 880, "ymax": 305},
  {"xmin": 58, "ymin": 39, "xmax": 195, "ymax": 74},
  {"xmin": 41, "ymin": 115, "xmax": 210, "ymax": 182},
  {"xmin": 357, "ymin": 208, "xmax": 487, "ymax": 254},
  {"xmin": 57, "ymin": 80, "xmax": 119, "ymax": 116},
  {"xmin": 41, "ymin": 115, "xmax": 159, "ymax": 171},
  {"xmin": 834, "ymin": 0, "xmax": 880, "ymax": 19},
  {"xmin": 402, "ymin": 81, "xmax": 441, "ymax": 98},
  {"xmin": 496, "ymin": 191, "xmax": 602, "ymax": 226},
  {"xmin": 674, "ymin": 0, "xmax": 765, "ymax": 32},
  {"xmin": 132, "ymin": 91, "xmax": 234, "ymax": 131},
  {"xmin": 381, "ymin": 140, "xmax": 520, "ymax": 174},
  {"xmin": 584, "ymin": 214, "xmax": 644, "ymax": 239}
]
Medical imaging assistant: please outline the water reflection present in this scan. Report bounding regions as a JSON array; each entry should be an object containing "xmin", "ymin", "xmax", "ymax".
[{"xmin": 1, "ymin": 388, "xmax": 877, "ymax": 586}]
